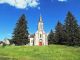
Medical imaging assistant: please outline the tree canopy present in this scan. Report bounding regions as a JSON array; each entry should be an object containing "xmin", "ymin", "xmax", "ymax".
[
  {"xmin": 11, "ymin": 14, "xmax": 29, "ymax": 45},
  {"xmin": 48, "ymin": 29, "xmax": 55, "ymax": 44},
  {"xmin": 48, "ymin": 11, "xmax": 80, "ymax": 46}
]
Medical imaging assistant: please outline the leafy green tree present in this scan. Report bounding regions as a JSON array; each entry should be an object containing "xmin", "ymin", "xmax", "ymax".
[
  {"xmin": 55, "ymin": 20, "xmax": 64, "ymax": 44},
  {"xmin": 48, "ymin": 29, "xmax": 55, "ymax": 44},
  {"xmin": 12, "ymin": 14, "xmax": 29, "ymax": 45},
  {"xmin": 64, "ymin": 11, "xmax": 79, "ymax": 46}
]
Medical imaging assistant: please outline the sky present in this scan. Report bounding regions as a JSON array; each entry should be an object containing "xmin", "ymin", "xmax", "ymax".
[{"xmin": 0, "ymin": 0, "xmax": 80, "ymax": 41}]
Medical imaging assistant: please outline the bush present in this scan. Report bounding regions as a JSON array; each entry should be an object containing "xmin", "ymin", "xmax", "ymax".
[{"xmin": 2, "ymin": 43, "xmax": 6, "ymax": 47}]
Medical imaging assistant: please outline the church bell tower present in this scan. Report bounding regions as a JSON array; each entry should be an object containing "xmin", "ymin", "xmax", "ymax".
[{"xmin": 38, "ymin": 14, "xmax": 44, "ymax": 31}]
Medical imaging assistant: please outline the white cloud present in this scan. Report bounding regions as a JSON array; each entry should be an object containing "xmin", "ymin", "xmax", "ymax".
[
  {"xmin": 26, "ymin": 8, "xmax": 29, "ymax": 10},
  {"xmin": 0, "ymin": 0, "xmax": 40, "ymax": 9},
  {"xmin": 58, "ymin": 0, "xmax": 67, "ymax": 2},
  {"xmin": 8, "ymin": 34, "xmax": 11, "ymax": 35},
  {"xmin": 38, "ymin": 7, "xmax": 40, "ymax": 10}
]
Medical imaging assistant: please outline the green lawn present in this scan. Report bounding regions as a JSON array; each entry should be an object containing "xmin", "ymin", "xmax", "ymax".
[{"xmin": 0, "ymin": 45, "xmax": 80, "ymax": 60}]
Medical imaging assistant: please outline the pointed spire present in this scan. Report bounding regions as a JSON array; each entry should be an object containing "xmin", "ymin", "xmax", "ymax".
[{"xmin": 39, "ymin": 13, "xmax": 42, "ymax": 22}]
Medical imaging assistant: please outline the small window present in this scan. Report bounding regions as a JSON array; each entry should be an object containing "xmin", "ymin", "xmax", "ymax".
[{"xmin": 40, "ymin": 34, "xmax": 41, "ymax": 38}]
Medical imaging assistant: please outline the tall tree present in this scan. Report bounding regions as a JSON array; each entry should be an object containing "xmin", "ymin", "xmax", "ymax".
[
  {"xmin": 55, "ymin": 20, "xmax": 64, "ymax": 44},
  {"xmin": 78, "ymin": 26, "xmax": 80, "ymax": 46},
  {"xmin": 12, "ymin": 14, "xmax": 29, "ymax": 45},
  {"xmin": 64, "ymin": 11, "xmax": 79, "ymax": 46},
  {"xmin": 48, "ymin": 29, "xmax": 55, "ymax": 44}
]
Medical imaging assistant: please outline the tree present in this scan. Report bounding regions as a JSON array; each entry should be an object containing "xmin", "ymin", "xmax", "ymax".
[
  {"xmin": 12, "ymin": 14, "xmax": 29, "ymax": 45},
  {"xmin": 55, "ymin": 20, "xmax": 64, "ymax": 44},
  {"xmin": 78, "ymin": 26, "xmax": 80, "ymax": 46},
  {"xmin": 64, "ymin": 11, "xmax": 79, "ymax": 46},
  {"xmin": 48, "ymin": 29, "xmax": 55, "ymax": 44}
]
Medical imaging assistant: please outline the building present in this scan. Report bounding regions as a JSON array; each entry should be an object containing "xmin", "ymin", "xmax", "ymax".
[
  {"xmin": 0, "ymin": 41, "xmax": 3, "ymax": 45},
  {"xmin": 29, "ymin": 34, "xmax": 34, "ymax": 46},
  {"xmin": 29, "ymin": 14, "xmax": 48, "ymax": 46},
  {"xmin": 3, "ymin": 38, "xmax": 10, "ymax": 44}
]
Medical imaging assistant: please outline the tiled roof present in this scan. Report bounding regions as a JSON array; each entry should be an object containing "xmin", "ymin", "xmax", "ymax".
[
  {"xmin": 0, "ymin": 41, "xmax": 3, "ymax": 44},
  {"xmin": 7, "ymin": 39, "xmax": 10, "ymax": 41},
  {"xmin": 30, "ymin": 34, "xmax": 34, "ymax": 38},
  {"xmin": 4, "ymin": 38, "xmax": 10, "ymax": 41}
]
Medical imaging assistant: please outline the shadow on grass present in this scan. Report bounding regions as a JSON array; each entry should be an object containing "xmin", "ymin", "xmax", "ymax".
[{"xmin": 0, "ymin": 56, "xmax": 17, "ymax": 60}]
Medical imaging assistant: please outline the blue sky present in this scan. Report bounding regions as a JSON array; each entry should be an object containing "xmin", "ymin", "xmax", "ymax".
[{"xmin": 0, "ymin": 0, "xmax": 80, "ymax": 41}]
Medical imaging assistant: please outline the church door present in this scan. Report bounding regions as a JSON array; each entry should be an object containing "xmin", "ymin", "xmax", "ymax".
[{"xmin": 39, "ymin": 42, "xmax": 42, "ymax": 46}]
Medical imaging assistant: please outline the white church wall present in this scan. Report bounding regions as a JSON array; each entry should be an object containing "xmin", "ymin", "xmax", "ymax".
[
  {"xmin": 30, "ymin": 38, "xmax": 34, "ymax": 46},
  {"xmin": 43, "ymin": 33, "xmax": 45, "ymax": 45},
  {"xmin": 38, "ymin": 22, "xmax": 43, "ymax": 30},
  {"xmin": 39, "ymin": 31, "xmax": 42, "ymax": 39},
  {"xmin": 3, "ymin": 39, "xmax": 10, "ymax": 44},
  {"xmin": 46, "ymin": 34, "xmax": 48, "ymax": 45},
  {"xmin": 35, "ymin": 33, "xmax": 39, "ymax": 45},
  {"xmin": 34, "ymin": 30, "xmax": 48, "ymax": 46},
  {"xmin": 37, "ymin": 34, "xmax": 39, "ymax": 45}
]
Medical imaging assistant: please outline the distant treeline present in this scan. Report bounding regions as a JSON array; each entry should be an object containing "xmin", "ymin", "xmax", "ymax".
[{"xmin": 48, "ymin": 11, "xmax": 80, "ymax": 46}]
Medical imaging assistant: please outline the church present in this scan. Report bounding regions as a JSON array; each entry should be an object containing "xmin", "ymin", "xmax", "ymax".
[{"xmin": 29, "ymin": 14, "xmax": 48, "ymax": 46}]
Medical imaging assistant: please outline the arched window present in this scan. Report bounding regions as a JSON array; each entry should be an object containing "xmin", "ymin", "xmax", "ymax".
[{"xmin": 40, "ymin": 34, "xmax": 41, "ymax": 38}]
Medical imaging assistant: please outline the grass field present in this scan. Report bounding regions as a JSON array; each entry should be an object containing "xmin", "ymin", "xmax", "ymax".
[{"xmin": 0, "ymin": 45, "xmax": 80, "ymax": 60}]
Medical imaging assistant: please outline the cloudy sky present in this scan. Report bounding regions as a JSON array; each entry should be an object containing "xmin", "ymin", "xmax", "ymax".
[{"xmin": 0, "ymin": 0, "xmax": 80, "ymax": 41}]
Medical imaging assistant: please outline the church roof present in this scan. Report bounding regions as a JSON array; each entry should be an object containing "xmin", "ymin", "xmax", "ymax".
[
  {"xmin": 29, "ymin": 34, "xmax": 34, "ymax": 38},
  {"xmin": 39, "ymin": 13, "xmax": 43, "ymax": 23},
  {"xmin": 4, "ymin": 38, "xmax": 10, "ymax": 41},
  {"xmin": 0, "ymin": 41, "xmax": 3, "ymax": 44}
]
